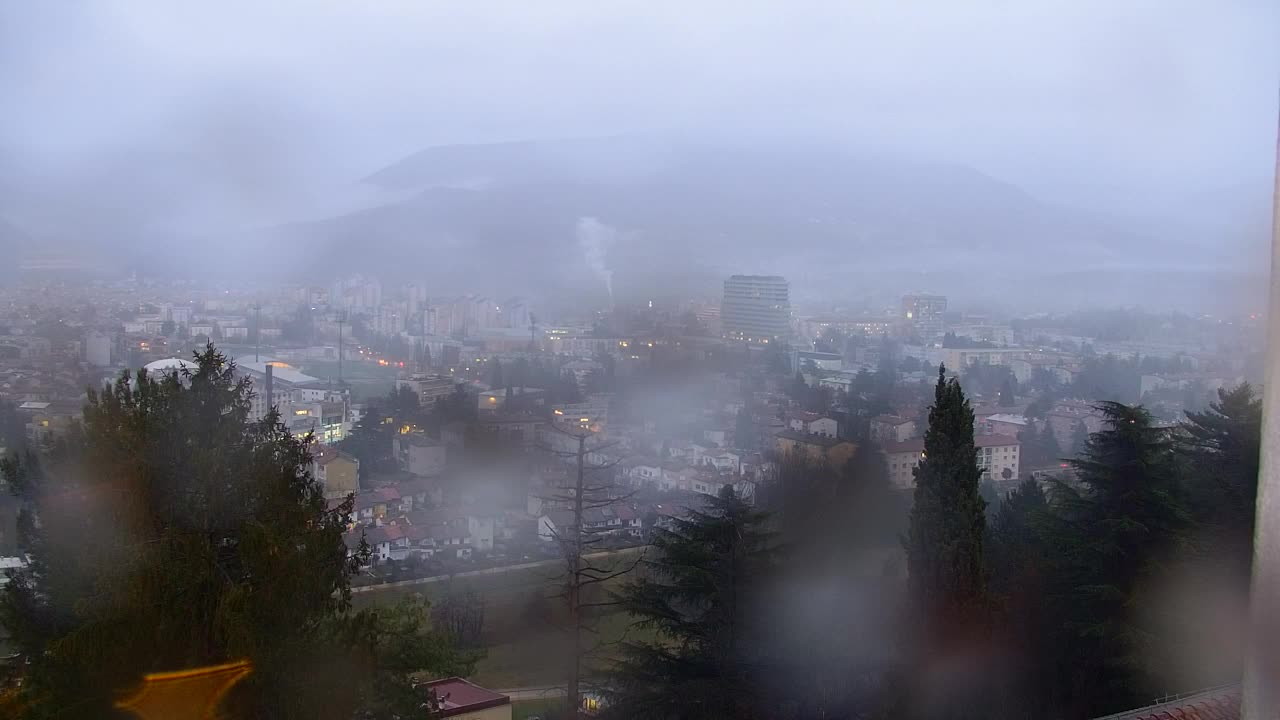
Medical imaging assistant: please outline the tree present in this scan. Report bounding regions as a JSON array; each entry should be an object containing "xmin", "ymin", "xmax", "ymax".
[
  {"xmin": 0, "ymin": 345, "xmax": 467, "ymax": 719},
  {"xmin": 1017, "ymin": 419, "xmax": 1061, "ymax": 470},
  {"xmin": 733, "ymin": 409, "xmax": 755, "ymax": 451},
  {"xmin": 985, "ymin": 478, "xmax": 1054, "ymax": 717},
  {"xmin": 606, "ymin": 487, "xmax": 774, "ymax": 719},
  {"xmin": 538, "ymin": 427, "xmax": 632, "ymax": 713},
  {"xmin": 1070, "ymin": 418, "xmax": 1090, "ymax": 457},
  {"xmin": 1040, "ymin": 402, "xmax": 1188, "ymax": 716},
  {"xmin": 431, "ymin": 589, "xmax": 487, "ymax": 650},
  {"xmin": 899, "ymin": 365, "xmax": 989, "ymax": 718},
  {"xmin": 1180, "ymin": 383, "xmax": 1261, "ymax": 586},
  {"xmin": 906, "ymin": 365, "xmax": 987, "ymax": 636},
  {"xmin": 999, "ymin": 375, "xmax": 1017, "ymax": 407},
  {"xmin": 0, "ymin": 399, "xmax": 24, "ymax": 454},
  {"xmin": 554, "ymin": 371, "xmax": 583, "ymax": 405}
]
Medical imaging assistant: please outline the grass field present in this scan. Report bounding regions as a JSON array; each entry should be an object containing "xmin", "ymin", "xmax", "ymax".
[{"xmin": 512, "ymin": 698, "xmax": 565, "ymax": 720}]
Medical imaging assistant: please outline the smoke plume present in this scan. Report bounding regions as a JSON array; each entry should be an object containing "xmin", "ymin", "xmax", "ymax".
[{"xmin": 575, "ymin": 216, "xmax": 618, "ymax": 303}]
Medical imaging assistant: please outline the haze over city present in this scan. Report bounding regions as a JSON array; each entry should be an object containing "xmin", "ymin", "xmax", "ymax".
[
  {"xmin": 0, "ymin": 3, "xmax": 1278, "ymax": 720},
  {"xmin": 1, "ymin": 1, "xmax": 1277, "ymax": 311}
]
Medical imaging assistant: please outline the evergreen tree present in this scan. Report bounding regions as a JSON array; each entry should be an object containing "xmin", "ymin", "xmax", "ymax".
[
  {"xmin": 998, "ymin": 374, "xmax": 1017, "ymax": 407},
  {"xmin": 0, "ymin": 346, "xmax": 467, "ymax": 719},
  {"xmin": 606, "ymin": 487, "xmax": 774, "ymax": 720},
  {"xmin": 1041, "ymin": 401, "xmax": 1188, "ymax": 716},
  {"xmin": 906, "ymin": 365, "xmax": 987, "ymax": 636},
  {"xmin": 985, "ymin": 479, "xmax": 1054, "ymax": 718},
  {"xmin": 1070, "ymin": 418, "xmax": 1090, "ymax": 457},
  {"xmin": 1180, "ymin": 383, "xmax": 1261, "ymax": 587}
]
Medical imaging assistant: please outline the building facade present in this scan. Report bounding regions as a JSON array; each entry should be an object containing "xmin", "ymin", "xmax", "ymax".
[
  {"xmin": 721, "ymin": 275, "xmax": 790, "ymax": 344},
  {"xmin": 901, "ymin": 294, "xmax": 948, "ymax": 345}
]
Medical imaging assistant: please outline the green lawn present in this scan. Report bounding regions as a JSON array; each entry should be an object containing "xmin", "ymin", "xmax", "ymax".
[
  {"xmin": 471, "ymin": 608, "xmax": 655, "ymax": 689},
  {"xmin": 512, "ymin": 698, "xmax": 566, "ymax": 720}
]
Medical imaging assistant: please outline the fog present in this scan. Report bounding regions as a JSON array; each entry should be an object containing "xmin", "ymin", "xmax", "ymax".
[{"xmin": 1, "ymin": 1, "xmax": 1277, "ymax": 309}]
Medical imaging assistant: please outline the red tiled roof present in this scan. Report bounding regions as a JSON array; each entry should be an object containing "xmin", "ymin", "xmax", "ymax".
[{"xmin": 1093, "ymin": 685, "xmax": 1240, "ymax": 720}]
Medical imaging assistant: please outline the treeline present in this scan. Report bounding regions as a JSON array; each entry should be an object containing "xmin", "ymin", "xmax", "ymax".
[{"xmin": 602, "ymin": 368, "xmax": 1261, "ymax": 719}]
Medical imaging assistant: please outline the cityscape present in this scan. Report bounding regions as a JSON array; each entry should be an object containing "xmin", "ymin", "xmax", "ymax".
[{"xmin": 1, "ymin": 3, "xmax": 1278, "ymax": 720}]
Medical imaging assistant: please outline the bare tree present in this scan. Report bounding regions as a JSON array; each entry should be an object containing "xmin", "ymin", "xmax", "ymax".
[{"xmin": 537, "ymin": 421, "xmax": 643, "ymax": 712}]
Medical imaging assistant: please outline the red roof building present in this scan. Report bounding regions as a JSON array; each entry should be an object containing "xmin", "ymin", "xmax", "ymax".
[
  {"xmin": 421, "ymin": 677, "xmax": 511, "ymax": 718},
  {"xmin": 1092, "ymin": 685, "xmax": 1241, "ymax": 720}
]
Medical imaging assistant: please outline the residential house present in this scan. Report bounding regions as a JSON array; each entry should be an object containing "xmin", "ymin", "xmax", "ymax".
[
  {"xmin": 537, "ymin": 504, "xmax": 643, "ymax": 542},
  {"xmin": 396, "ymin": 433, "xmax": 447, "ymax": 477},
  {"xmin": 474, "ymin": 413, "xmax": 545, "ymax": 450},
  {"xmin": 420, "ymin": 678, "xmax": 512, "ymax": 720},
  {"xmin": 975, "ymin": 434, "xmax": 1021, "ymax": 482},
  {"xmin": 983, "ymin": 413, "xmax": 1029, "ymax": 438},
  {"xmin": 773, "ymin": 430, "xmax": 856, "ymax": 467},
  {"xmin": 883, "ymin": 438, "xmax": 926, "ymax": 490},
  {"xmin": 1045, "ymin": 400, "xmax": 1105, "ymax": 448},
  {"xmin": 312, "ymin": 445, "xmax": 360, "ymax": 500},
  {"xmin": 704, "ymin": 450, "xmax": 741, "ymax": 474},
  {"xmin": 882, "ymin": 435, "xmax": 1021, "ymax": 489},
  {"xmin": 869, "ymin": 415, "xmax": 917, "ymax": 444},
  {"xmin": 786, "ymin": 411, "xmax": 839, "ymax": 438},
  {"xmin": 627, "ymin": 462, "xmax": 663, "ymax": 487}
]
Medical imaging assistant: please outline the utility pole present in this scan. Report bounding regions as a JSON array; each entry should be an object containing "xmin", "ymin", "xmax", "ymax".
[
  {"xmin": 253, "ymin": 303, "xmax": 262, "ymax": 363},
  {"xmin": 337, "ymin": 311, "xmax": 345, "ymax": 385}
]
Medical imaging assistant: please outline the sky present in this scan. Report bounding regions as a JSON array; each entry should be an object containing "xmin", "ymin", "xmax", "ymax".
[{"xmin": 2, "ymin": 0, "xmax": 1276, "ymax": 197}]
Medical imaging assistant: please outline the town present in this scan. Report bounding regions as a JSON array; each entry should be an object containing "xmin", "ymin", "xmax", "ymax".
[{"xmin": 2, "ymin": 276, "xmax": 1261, "ymax": 576}]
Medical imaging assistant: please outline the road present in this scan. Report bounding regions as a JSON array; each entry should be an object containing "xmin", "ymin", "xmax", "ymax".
[
  {"xmin": 498, "ymin": 685, "xmax": 567, "ymax": 701},
  {"xmin": 350, "ymin": 545, "xmax": 648, "ymax": 594}
]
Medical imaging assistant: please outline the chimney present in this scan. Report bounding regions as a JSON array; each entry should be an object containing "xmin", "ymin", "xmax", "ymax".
[{"xmin": 264, "ymin": 363, "xmax": 274, "ymax": 418}]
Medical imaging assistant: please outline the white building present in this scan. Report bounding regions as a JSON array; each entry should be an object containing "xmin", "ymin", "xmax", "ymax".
[{"xmin": 85, "ymin": 330, "xmax": 112, "ymax": 367}]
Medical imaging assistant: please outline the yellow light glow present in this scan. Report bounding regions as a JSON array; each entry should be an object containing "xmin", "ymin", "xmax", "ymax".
[
  {"xmin": 580, "ymin": 417, "xmax": 590, "ymax": 422},
  {"xmin": 489, "ymin": 396, "xmax": 497, "ymax": 403},
  {"xmin": 293, "ymin": 409, "xmax": 309, "ymax": 416},
  {"xmin": 906, "ymin": 311, "xmax": 913, "ymax": 319},
  {"xmin": 554, "ymin": 409, "xmax": 563, "ymax": 415}
]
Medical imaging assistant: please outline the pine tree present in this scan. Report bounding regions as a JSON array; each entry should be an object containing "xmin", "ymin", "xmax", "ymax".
[
  {"xmin": 1180, "ymin": 382, "xmax": 1261, "ymax": 578},
  {"xmin": 606, "ymin": 487, "xmax": 774, "ymax": 720},
  {"xmin": 0, "ymin": 345, "xmax": 467, "ymax": 719},
  {"xmin": 1042, "ymin": 401, "xmax": 1188, "ymax": 716},
  {"xmin": 906, "ymin": 365, "xmax": 987, "ymax": 636}
]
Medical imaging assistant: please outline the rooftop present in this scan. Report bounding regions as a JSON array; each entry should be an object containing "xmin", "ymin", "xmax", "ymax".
[
  {"xmin": 1092, "ymin": 684, "xmax": 1240, "ymax": 720},
  {"xmin": 422, "ymin": 677, "xmax": 510, "ymax": 717},
  {"xmin": 774, "ymin": 429, "xmax": 851, "ymax": 449}
]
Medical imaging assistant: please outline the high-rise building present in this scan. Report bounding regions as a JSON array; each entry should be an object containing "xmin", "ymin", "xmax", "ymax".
[
  {"xmin": 84, "ymin": 330, "xmax": 113, "ymax": 367},
  {"xmin": 901, "ymin": 294, "xmax": 948, "ymax": 344},
  {"xmin": 721, "ymin": 275, "xmax": 791, "ymax": 344}
]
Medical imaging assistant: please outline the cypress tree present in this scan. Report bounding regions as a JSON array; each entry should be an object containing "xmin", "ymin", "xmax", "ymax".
[{"xmin": 906, "ymin": 365, "xmax": 987, "ymax": 634}]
